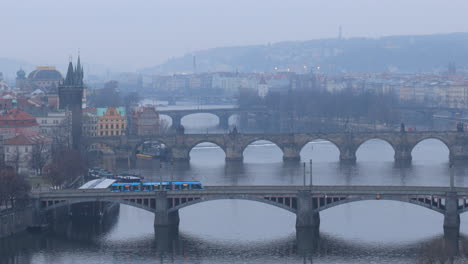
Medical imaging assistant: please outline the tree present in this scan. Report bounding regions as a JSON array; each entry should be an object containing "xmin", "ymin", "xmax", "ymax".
[
  {"xmin": 30, "ymin": 141, "xmax": 51, "ymax": 176},
  {"xmin": 89, "ymin": 80, "xmax": 122, "ymax": 107},
  {"xmin": 123, "ymin": 91, "xmax": 140, "ymax": 107},
  {"xmin": 44, "ymin": 149, "xmax": 86, "ymax": 188},
  {"xmin": 159, "ymin": 119, "xmax": 171, "ymax": 135},
  {"xmin": 0, "ymin": 169, "xmax": 30, "ymax": 209}
]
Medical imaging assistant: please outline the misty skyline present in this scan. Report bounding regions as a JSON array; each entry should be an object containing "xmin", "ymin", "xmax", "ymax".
[{"xmin": 2, "ymin": 0, "xmax": 468, "ymax": 72}]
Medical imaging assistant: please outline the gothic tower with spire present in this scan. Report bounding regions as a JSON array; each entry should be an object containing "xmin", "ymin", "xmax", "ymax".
[{"xmin": 58, "ymin": 56, "xmax": 84, "ymax": 151}]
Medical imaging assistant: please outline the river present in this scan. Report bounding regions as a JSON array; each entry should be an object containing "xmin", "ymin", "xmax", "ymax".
[{"xmin": 2, "ymin": 109, "xmax": 468, "ymax": 264}]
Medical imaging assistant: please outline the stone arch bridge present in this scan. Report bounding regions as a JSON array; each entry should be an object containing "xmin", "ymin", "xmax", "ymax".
[
  {"xmin": 85, "ymin": 130, "xmax": 468, "ymax": 163},
  {"xmin": 33, "ymin": 185, "xmax": 468, "ymax": 236},
  {"xmin": 158, "ymin": 108, "xmax": 274, "ymax": 130}
]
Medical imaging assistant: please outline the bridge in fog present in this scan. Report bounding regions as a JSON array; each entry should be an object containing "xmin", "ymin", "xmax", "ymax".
[
  {"xmin": 158, "ymin": 107, "xmax": 273, "ymax": 129},
  {"xmin": 86, "ymin": 130, "xmax": 468, "ymax": 164},
  {"xmin": 33, "ymin": 185, "xmax": 468, "ymax": 236}
]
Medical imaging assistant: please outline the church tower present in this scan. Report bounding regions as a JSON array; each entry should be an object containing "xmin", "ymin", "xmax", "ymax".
[{"xmin": 58, "ymin": 56, "xmax": 84, "ymax": 151}]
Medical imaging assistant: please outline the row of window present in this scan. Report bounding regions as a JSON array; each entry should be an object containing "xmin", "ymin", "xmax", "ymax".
[
  {"xmin": 99, "ymin": 119, "xmax": 125, "ymax": 122},
  {"xmin": 40, "ymin": 119, "xmax": 61, "ymax": 124},
  {"xmin": 99, "ymin": 124, "xmax": 125, "ymax": 129},
  {"xmin": 99, "ymin": 131, "xmax": 122, "ymax": 136},
  {"xmin": 5, "ymin": 146, "xmax": 28, "ymax": 152}
]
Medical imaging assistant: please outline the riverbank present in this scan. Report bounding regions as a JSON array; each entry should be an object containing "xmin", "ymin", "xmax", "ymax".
[{"xmin": 0, "ymin": 206, "xmax": 34, "ymax": 238}]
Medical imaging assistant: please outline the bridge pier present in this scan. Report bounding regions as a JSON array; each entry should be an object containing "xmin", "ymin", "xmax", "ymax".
[
  {"xmin": 443, "ymin": 192, "xmax": 460, "ymax": 232},
  {"xmin": 225, "ymin": 138, "xmax": 244, "ymax": 162},
  {"xmin": 171, "ymin": 147, "xmax": 190, "ymax": 162},
  {"xmin": 283, "ymin": 145, "xmax": 300, "ymax": 162},
  {"xmin": 154, "ymin": 193, "xmax": 180, "ymax": 238},
  {"xmin": 394, "ymin": 147, "xmax": 412, "ymax": 165},
  {"xmin": 296, "ymin": 190, "xmax": 320, "ymax": 230},
  {"xmin": 339, "ymin": 147, "xmax": 356, "ymax": 164},
  {"xmin": 218, "ymin": 113, "xmax": 230, "ymax": 130},
  {"xmin": 170, "ymin": 114, "xmax": 182, "ymax": 131}
]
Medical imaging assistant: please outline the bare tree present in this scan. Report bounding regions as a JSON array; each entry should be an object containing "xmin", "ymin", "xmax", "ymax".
[
  {"xmin": 0, "ymin": 168, "xmax": 30, "ymax": 209},
  {"xmin": 44, "ymin": 149, "xmax": 85, "ymax": 188},
  {"xmin": 159, "ymin": 119, "xmax": 171, "ymax": 135},
  {"xmin": 30, "ymin": 141, "xmax": 51, "ymax": 176},
  {"xmin": 6, "ymin": 147, "xmax": 23, "ymax": 174}
]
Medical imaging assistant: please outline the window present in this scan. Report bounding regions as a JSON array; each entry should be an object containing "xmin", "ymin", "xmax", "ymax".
[
  {"xmin": 25, "ymin": 147, "xmax": 28, "ymax": 152},
  {"xmin": 41, "ymin": 120, "xmax": 47, "ymax": 124},
  {"xmin": 100, "ymin": 131, "xmax": 103, "ymax": 136},
  {"xmin": 105, "ymin": 125, "xmax": 108, "ymax": 129},
  {"xmin": 111, "ymin": 124, "xmax": 113, "ymax": 129},
  {"xmin": 116, "ymin": 124, "xmax": 119, "ymax": 129}
]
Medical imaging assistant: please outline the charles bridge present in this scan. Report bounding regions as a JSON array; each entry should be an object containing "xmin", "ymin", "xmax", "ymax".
[
  {"xmin": 32, "ymin": 185, "xmax": 468, "ymax": 237},
  {"xmin": 86, "ymin": 130, "xmax": 468, "ymax": 164}
]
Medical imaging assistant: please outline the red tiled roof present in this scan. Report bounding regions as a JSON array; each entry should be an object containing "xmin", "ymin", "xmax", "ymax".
[
  {"xmin": 0, "ymin": 109, "xmax": 36, "ymax": 121},
  {"xmin": 4, "ymin": 134, "xmax": 51, "ymax": 145}
]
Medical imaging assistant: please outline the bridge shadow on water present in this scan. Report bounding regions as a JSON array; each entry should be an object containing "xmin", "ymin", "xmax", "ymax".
[{"xmin": 2, "ymin": 221, "xmax": 468, "ymax": 264}]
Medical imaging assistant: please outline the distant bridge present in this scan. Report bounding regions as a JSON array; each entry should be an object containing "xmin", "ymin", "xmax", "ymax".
[
  {"xmin": 85, "ymin": 130, "xmax": 468, "ymax": 163},
  {"xmin": 157, "ymin": 107, "xmax": 273, "ymax": 129},
  {"xmin": 33, "ymin": 185, "xmax": 468, "ymax": 236}
]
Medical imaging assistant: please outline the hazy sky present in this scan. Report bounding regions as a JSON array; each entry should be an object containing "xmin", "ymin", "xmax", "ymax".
[{"xmin": 2, "ymin": 0, "xmax": 468, "ymax": 71}]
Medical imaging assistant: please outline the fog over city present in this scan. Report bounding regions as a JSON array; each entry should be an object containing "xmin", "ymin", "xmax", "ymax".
[
  {"xmin": 3, "ymin": 1, "xmax": 468, "ymax": 263},
  {"xmin": 2, "ymin": 0, "xmax": 468, "ymax": 71}
]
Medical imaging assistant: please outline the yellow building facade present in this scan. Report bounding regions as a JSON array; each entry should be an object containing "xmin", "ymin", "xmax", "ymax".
[{"xmin": 97, "ymin": 107, "xmax": 127, "ymax": 137}]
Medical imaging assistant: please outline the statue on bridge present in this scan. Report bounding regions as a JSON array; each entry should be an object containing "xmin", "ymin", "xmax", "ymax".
[
  {"xmin": 400, "ymin": 123, "xmax": 406, "ymax": 133},
  {"xmin": 229, "ymin": 126, "xmax": 238, "ymax": 137}
]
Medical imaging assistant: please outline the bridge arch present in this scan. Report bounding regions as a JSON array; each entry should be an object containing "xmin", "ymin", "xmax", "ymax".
[
  {"xmin": 355, "ymin": 138, "xmax": 396, "ymax": 162},
  {"xmin": 299, "ymin": 138, "xmax": 342, "ymax": 162},
  {"xmin": 133, "ymin": 139, "xmax": 170, "ymax": 154},
  {"xmin": 168, "ymin": 196, "xmax": 297, "ymax": 214},
  {"xmin": 187, "ymin": 140, "xmax": 227, "ymax": 160},
  {"xmin": 159, "ymin": 114, "xmax": 173, "ymax": 127},
  {"xmin": 241, "ymin": 138, "xmax": 285, "ymax": 162},
  {"xmin": 316, "ymin": 197, "xmax": 445, "ymax": 214},
  {"xmin": 41, "ymin": 198, "xmax": 156, "ymax": 214},
  {"xmin": 410, "ymin": 137, "xmax": 451, "ymax": 162},
  {"xmin": 181, "ymin": 113, "xmax": 221, "ymax": 129}
]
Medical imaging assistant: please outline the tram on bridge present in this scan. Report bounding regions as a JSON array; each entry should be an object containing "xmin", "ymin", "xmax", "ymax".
[{"xmin": 110, "ymin": 181, "xmax": 203, "ymax": 192}]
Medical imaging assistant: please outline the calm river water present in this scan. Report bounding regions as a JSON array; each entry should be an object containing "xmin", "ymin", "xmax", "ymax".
[{"xmin": 2, "ymin": 111, "xmax": 468, "ymax": 264}]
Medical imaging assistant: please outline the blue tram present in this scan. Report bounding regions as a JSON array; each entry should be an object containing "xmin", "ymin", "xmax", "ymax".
[{"xmin": 110, "ymin": 181, "xmax": 203, "ymax": 192}]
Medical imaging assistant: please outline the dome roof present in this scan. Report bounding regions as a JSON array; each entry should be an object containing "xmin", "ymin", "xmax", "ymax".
[
  {"xmin": 16, "ymin": 69, "xmax": 26, "ymax": 79},
  {"xmin": 28, "ymin": 66, "xmax": 63, "ymax": 80}
]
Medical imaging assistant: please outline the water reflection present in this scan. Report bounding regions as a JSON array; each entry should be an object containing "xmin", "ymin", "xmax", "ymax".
[{"xmin": 2, "ymin": 218, "xmax": 467, "ymax": 264}]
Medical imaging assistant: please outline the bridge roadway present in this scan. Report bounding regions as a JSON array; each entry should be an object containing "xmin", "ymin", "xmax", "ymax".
[
  {"xmin": 34, "ymin": 185, "xmax": 468, "ymax": 237},
  {"xmin": 86, "ymin": 130, "xmax": 468, "ymax": 164}
]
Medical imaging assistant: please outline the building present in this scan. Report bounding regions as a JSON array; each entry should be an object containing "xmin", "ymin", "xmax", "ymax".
[
  {"xmin": 35, "ymin": 111, "xmax": 70, "ymax": 138},
  {"xmin": 257, "ymin": 77, "xmax": 269, "ymax": 98},
  {"xmin": 131, "ymin": 107, "xmax": 160, "ymax": 136},
  {"xmin": 4, "ymin": 134, "xmax": 51, "ymax": 175},
  {"xmin": 97, "ymin": 107, "xmax": 126, "ymax": 137},
  {"xmin": 0, "ymin": 108, "xmax": 39, "ymax": 140},
  {"xmin": 24, "ymin": 66, "xmax": 63, "ymax": 91},
  {"xmin": 83, "ymin": 112, "xmax": 98, "ymax": 137}
]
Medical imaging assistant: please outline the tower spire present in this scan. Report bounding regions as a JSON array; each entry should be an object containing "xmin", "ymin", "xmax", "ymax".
[
  {"xmin": 76, "ymin": 53, "xmax": 82, "ymax": 85},
  {"xmin": 65, "ymin": 61, "xmax": 74, "ymax": 85}
]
